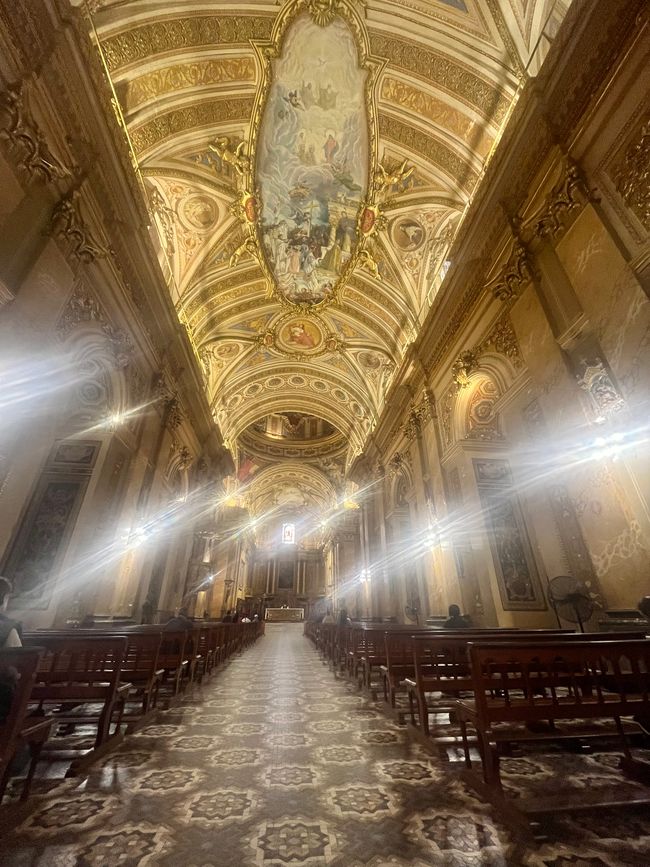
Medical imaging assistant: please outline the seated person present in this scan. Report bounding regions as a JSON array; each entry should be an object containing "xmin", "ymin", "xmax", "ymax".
[
  {"xmin": 0, "ymin": 577, "xmax": 21, "ymax": 724},
  {"xmin": 164, "ymin": 607, "xmax": 193, "ymax": 631},
  {"xmin": 0, "ymin": 577, "xmax": 21, "ymax": 648},
  {"xmin": 443, "ymin": 603, "xmax": 471, "ymax": 629}
]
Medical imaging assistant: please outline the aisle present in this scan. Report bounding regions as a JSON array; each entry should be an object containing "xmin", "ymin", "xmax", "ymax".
[{"xmin": 2, "ymin": 625, "xmax": 649, "ymax": 866}]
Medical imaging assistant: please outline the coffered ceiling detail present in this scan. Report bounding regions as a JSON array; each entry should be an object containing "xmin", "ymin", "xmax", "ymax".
[{"xmin": 84, "ymin": 0, "xmax": 572, "ymax": 506}]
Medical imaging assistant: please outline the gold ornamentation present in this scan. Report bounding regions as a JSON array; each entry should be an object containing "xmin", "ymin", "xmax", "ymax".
[
  {"xmin": 230, "ymin": 236, "xmax": 261, "ymax": 268},
  {"xmin": 373, "ymin": 160, "xmax": 414, "ymax": 197},
  {"xmin": 370, "ymin": 33, "xmax": 511, "ymax": 124},
  {"xmin": 305, "ymin": 0, "xmax": 353, "ymax": 27},
  {"xmin": 613, "ymin": 119, "xmax": 650, "ymax": 230},
  {"xmin": 254, "ymin": 313, "xmax": 344, "ymax": 359},
  {"xmin": 125, "ymin": 58, "xmax": 255, "ymax": 112},
  {"xmin": 380, "ymin": 77, "xmax": 494, "ymax": 159},
  {"xmin": 357, "ymin": 248, "xmax": 379, "ymax": 278},
  {"xmin": 208, "ymin": 137, "xmax": 251, "ymax": 178},
  {"xmin": 130, "ymin": 97, "xmax": 254, "ymax": 156},
  {"xmin": 101, "ymin": 16, "xmax": 274, "ymax": 72},
  {"xmin": 452, "ymin": 349, "xmax": 479, "ymax": 391},
  {"xmin": 378, "ymin": 115, "xmax": 479, "ymax": 192}
]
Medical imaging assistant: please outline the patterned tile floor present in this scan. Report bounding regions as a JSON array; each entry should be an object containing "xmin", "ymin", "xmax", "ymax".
[{"xmin": 1, "ymin": 624, "xmax": 650, "ymax": 866}]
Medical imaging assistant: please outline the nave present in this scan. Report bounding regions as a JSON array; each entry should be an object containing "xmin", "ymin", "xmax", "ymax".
[{"xmin": 2, "ymin": 625, "xmax": 650, "ymax": 867}]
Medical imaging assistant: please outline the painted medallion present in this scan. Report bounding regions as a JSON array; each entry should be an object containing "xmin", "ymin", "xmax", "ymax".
[
  {"xmin": 276, "ymin": 317, "xmax": 325, "ymax": 355},
  {"xmin": 256, "ymin": 13, "xmax": 369, "ymax": 307}
]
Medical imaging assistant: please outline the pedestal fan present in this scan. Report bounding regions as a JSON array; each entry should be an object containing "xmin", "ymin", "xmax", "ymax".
[{"xmin": 547, "ymin": 575, "xmax": 594, "ymax": 632}]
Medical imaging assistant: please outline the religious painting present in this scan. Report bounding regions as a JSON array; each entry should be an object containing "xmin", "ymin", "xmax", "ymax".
[
  {"xmin": 2, "ymin": 440, "xmax": 101, "ymax": 608},
  {"xmin": 3, "ymin": 475, "xmax": 91, "ymax": 608},
  {"xmin": 178, "ymin": 194, "xmax": 219, "ymax": 232},
  {"xmin": 276, "ymin": 317, "xmax": 324, "ymax": 354},
  {"xmin": 256, "ymin": 12, "xmax": 369, "ymax": 307},
  {"xmin": 473, "ymin": 459, "xmax": 546, "ymax": 611},
  {"xmin": 51, "ymin": 441, "xmax": 99, "ymax": 467},
  {"xmin": 391, "ymin": 217, "xmax": 425, "ymax": 251},
  {"xmin": 277, "ymin": 561, "xmax": 295, "ymax": 590}
]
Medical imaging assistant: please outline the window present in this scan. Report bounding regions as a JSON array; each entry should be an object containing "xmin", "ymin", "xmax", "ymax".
[{"xmin": 281, "ymin": 523, "xmax": 295, "ymax": 544}]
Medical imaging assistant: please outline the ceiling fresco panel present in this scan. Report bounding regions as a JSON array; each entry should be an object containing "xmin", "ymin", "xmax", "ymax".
[{"xmin": 257, "ymin": 13, "xmax": 370, "ymax": 309}]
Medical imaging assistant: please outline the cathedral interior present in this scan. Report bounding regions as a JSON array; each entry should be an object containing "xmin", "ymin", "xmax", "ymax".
[{"xmin": 0, "ymin": 0, "xmax": 649, "ymax": 864}]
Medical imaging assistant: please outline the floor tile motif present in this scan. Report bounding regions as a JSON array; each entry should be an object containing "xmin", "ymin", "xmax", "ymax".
[{"xmin": 0, "ymin": 623, "xmax": 649, "ymax": 866}]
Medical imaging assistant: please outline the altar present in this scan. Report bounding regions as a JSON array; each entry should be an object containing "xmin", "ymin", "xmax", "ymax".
[{"xmin": 265, "ymin": 607, "xmax": 304, "ymax": 622}]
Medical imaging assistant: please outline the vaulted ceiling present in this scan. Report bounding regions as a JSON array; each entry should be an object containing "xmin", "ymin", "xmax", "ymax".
[{"xmin": 84, "ymin": 0, "xmax": 571, "ymax": 513}]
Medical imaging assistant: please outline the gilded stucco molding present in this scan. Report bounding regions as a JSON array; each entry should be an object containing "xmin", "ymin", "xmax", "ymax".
[
  {"xmin": 130, "ymin": 97, "xmax": 255, "ymax": 157},
  {"xmin": 378, "ymin": 114, "xmax": 479, "ymax": 193},
  {"xmin": 369, "ymin": 33, "xmax": 512, "ymax": 125},
  {"xmin": 100, "ymin": 16, "xmax": 275, "ymax": 73}
]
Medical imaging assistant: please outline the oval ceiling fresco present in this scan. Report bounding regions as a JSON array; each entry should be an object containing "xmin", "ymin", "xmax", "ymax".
[{"xmin": 255, "ymin": 12, "xmax": 369, "ymax": 308}]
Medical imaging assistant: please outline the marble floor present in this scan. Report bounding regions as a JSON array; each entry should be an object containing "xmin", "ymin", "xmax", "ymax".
[{"xmin": 1, "ymin": 624, "xmax": 649, "ymax": 866}]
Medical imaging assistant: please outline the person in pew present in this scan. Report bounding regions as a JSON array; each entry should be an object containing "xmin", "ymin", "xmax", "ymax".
[
  {"xmin": 0, "ymin": 577, "xmax": 22, "ymax": 725},
  {"xmin": 0, "ymin": 577, "xmax": 21, "ymax": 649},
  {"xmin": 322, "ymin": 607, "xmax": 335, "ymax": 624},
  {"xmin": 222, "ymin": 610, "xmax": 233, "ymax": 622},
  {"xmin": 443, "ymin": 604, "xmax": 471, "ymax": 629},
  {"xmin": 337, "ymin": 607, "xmax": 350, "ymax": 626},
  {"xmin": 252, "ymin": 613, "xmax": 259, "ymax": 622},
  {"xmin": 164, "ymin": 608, "xmax": 193, "ymax": 631},
  {"xmin": 232, "ymin": 611, "xmax": 240, "ymax": 623}
]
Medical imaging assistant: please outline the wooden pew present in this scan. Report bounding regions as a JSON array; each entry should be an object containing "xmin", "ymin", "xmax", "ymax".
[
  {"xmin": 22, "ymin": 634, "xmax": 129, "ymax": 760},
  {"xmin": 455, "ymin": 637, "xmax": 650, "ymax": 813},
  {"xmin": 352, "ymin": 625, "xmax": 438, "ymax": 691},
  {"xmin": 405, "ymin": 630, "xmax": 574, "ymax": 736},
  {"xmin": 28, "ymin": 628, "xmax": 164, "ymax": 729},
  {"xmin": 0, "ymin": 647, "xmax": 52, "ymax": 803},
  {"xmin": 381, "ymin": 628, "xmax": 441, "ymax": 708}
]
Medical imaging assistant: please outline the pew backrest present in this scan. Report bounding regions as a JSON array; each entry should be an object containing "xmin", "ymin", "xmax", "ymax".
[{"xmin": 468, "ymin": 638, "xmax": 650, "ymax": 725}]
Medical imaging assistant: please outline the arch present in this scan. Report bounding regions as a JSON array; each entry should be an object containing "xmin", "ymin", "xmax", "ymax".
[{"xmin": 452, "ymin": 370, "xmax": 503, "ymax": 446}]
